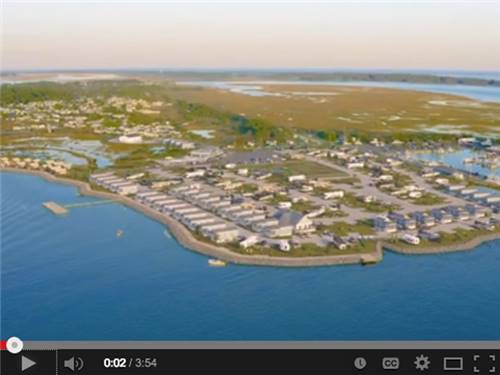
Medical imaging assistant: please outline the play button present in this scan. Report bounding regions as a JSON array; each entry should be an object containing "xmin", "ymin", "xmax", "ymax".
[{"xmin": 21, "ymin": 356, "xmax": 36, "ymax": 372}]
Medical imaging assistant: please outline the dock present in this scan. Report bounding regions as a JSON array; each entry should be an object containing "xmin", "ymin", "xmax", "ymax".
[{"xmin": 43, "ymin": 201, "xmax": 69, "ymax": 215}]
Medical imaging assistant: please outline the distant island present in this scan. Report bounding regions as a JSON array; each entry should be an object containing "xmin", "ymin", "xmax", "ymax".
[{"xmin": 2, "ymin": 69, "xmax": 499, "ymax": 87}]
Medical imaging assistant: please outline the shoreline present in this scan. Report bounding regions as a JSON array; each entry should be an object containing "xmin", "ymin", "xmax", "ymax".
[{"xmin": 2, "ymin": 167, "xmax": 499, "ymax": 267}]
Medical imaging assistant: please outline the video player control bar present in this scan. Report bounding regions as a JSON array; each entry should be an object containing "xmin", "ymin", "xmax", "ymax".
[{"xmin": 1, "ymin": 349, "xmax": 498, "ymax": 375}]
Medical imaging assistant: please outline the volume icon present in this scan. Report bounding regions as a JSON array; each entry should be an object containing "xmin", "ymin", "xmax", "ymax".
[{"xmin": 64, "ymin": 356, "xmax": 84, "ymax": 372}]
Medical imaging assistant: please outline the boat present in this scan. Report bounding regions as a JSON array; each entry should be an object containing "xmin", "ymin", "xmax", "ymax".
[
  {"xmin": 208, "ymin": 259, "xmax": 227, "ymax": 267},
  {"xmin": 116, "ymin": 229, "xmax": 124, "ymax": 237}
]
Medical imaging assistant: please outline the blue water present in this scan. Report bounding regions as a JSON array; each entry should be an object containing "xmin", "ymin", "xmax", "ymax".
[
  {"xmin": 414, "ymin": 149, "xmax": 500, "ymax": 178},
  {"xmin": 1, "ymin": 172, "xmax": 500, "ymax": 340},
  {"xmin": 186, "ymin": 80, "xmax": 500, "ymax": 102}
]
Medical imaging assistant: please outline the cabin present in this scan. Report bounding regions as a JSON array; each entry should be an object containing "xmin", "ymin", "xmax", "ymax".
[
  {"xmin": 430, "ymin": 208, "xmax": 453, "ymax": 224},
  {"xmin": 412, "ymin": 212, "xmax": 436, "ymax": 228},
  {"xmin": 373, "ymin": 216, "xmax": 397, "ymax": 233}
]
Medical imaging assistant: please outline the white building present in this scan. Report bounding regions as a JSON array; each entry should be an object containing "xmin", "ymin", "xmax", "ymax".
[{"xmin": 119, "ymin": 134, "xmax": 143, "ymax": 144}]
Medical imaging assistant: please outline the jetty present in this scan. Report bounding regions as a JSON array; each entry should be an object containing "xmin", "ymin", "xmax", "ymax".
[
  {"xmin": 43, "ymin": 199, "xmax": 116, "ymax": 215},
  {"xmin": 43, "ymin": 201, "xmax": 68, "ymax": 215}
]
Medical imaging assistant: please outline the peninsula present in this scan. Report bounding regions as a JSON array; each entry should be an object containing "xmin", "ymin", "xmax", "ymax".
[{"xmin": 1, "ymin": 76, "xmax": 499, "ymax": 267}]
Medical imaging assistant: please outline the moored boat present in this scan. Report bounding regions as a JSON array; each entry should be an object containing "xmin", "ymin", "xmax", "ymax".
[{"xmin": 208, "ymin": 259, "xmax": 227, "ymax": 267}]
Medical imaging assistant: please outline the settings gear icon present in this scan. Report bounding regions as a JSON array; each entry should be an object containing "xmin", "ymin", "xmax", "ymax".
[{"xmin": 414, "ymin": 354, "xmax": 431, "ymax": 371}]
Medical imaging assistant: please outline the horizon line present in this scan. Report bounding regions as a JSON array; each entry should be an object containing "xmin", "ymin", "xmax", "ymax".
[{"xmin": 2, "ymin": 67, "xmax": 500, "ymax": 74}]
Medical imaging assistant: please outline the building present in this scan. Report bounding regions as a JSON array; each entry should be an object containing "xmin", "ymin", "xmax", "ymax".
[
  {"xmin": 445, "ymin": 206, "xmax": 470, "ymax": 221},
  {"xmin": 430, "ymin": 208, "xmax": 453, "ymax": 224},
  {"xmin": 273, "ymin": 209, "xmax": 314, "ymax": 234},
  {"xmin": 388, "ymin": 212, "xmax": 416, "ymax": 230},
  {"xmin": 164, "ymin": 139, "xmax": 195, "ymax": 150},
  {"xmin": 118, "ymin": 134, "xmax": 143, "ymax": 144},
  {"xmin": 240, "ymin": 235, "xmax": 260, "ymax": 249},
  {"xmin": 412, "ymin": 212, "xmax": 436, "ymax": 227},
  {"xmin": 209, "ymin": 228, "xmax": 240, "ymax": 244},
  {"xmin": 464, "ymin": 204, "xmax": 488, "ymax": 219},
  {"xmin": 323, "ymin": 190, "xmax": 344, "ymax": 199},
  {"xmin": 114, "ymin": 182, "xmax": 139, "ymax": 195},
  {"xmin": 288, "ymin": 175, "xmax": 306, "ymax": 183},
  {"xmin": 373, "ymin": 216, "xmax": 397, "ymax": 233}
]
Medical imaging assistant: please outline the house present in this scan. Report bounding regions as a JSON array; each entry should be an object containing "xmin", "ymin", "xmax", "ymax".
[
  {"xmin": 347, "ymin": 161, "xmax": 364, "ymax": 169},
  {"xmin": 364, "ymin": 195, "xmax": 376, "ymax": 203},
  {"xmin": 408, "ymin": 191, "xmax": 423, "ymax": 199},
  {"xmin": 136, "ymin": 191, "xmax": 162, "ymax": 203},
  {"xmin": 388, "ymin": 212, "xmax": 416, "ymax": 230},
  {"xmin": 435, "ymin": 178, "xmax": 449, "ymax": 186},
  {"xmin": 173, "ymin": 207, "xmax": 200, "ymax": 220},
  {"xmin": 118, "ymin": 134, "xmax": 143, "ymax": 144},
  {"xmin": 445, "ymin": 206, "xmax": 470, "ymax": 221},
  {"xmin": 143, "ymin": 194, "xmax": 169, "ymax": 206},
  {"xmin": 272, "ymin": 209, "xmax": 315, "ymax": 234},
  {"xmin": 164, "ymin": 139, "xmax": 195, "ymax": 150},
  {"xmin": 330, "ymin": 235, "xmax": 348, "ymax": 250},
  {"xmin": 185, "ymin": 169, "xmax": 206, "ymax": 178},
  {"xmin": 323, "ymin": 190, "xmax": 344, "ymax": 200},
  {"xmin": 305, "ymin": 207, "xmax": 326, "ymax": 219},
  {"xmin": 207, "ymin": 200, "xmax": 231, "ymax": 210},
  {"xmin": 199, "ymin": 222, "xmax": 227, "ymax": 236},
  {"xmin": 460, "ymin": 188, "xmax": 477, "ymax": 197},
  {"xmin": 430, "ymin": 208, "xmax": 453, "ymax": 224},
  {"xmin": 114, "ymin": 183, "xmax": 139, "ymax": 195},
  {"xmin": 90, "ymin": 171, "xmax": 115, "ymax": 184},
  {"xmin": 240, "ymin": 213, "xmax": 267, "ymax": 226},
  {"xmin": 378, "ymin": 175, "xmax": 394, "ymax": 182},
  {"xmin": 240, "ymin": 235, "xmax": 260, "ymax": 249},
  {"xmin": 485, "ymin": 196, "xmax": 500, "ymax": 204},
  {"xmin": 210, "ymin": 228, "xmax": 240, "ymax": 244},
  {"xmin": 162, "ymin": 202, "xmax": 190, "ymax": 214},
  {"xmin": 252, "ymin": 218, "xmax": 280, "ymax": 232},
  {"xmin": 264, "ymin": 225, "xmax": 294, "ymax": 238},
  {"xmin": 373, "ymin": 216, "xmax": 397, "ymax": 233},
  {"xmin": 186, "ymin": 217, "xmax": 217, "ymax": 230},
  {"xmin": 418, "ymin": 230, "xmax": 440, "ymax": 241},
  {"xmin": 473, "ymin": 219, "xmax": 495, "ymax": 231},
  {"xmin": 278, "ymin": 201, "xmax": 292, "ymax": 209},
  {"xmin": 256, "ymin": 172, "xmax": 272, "ymax": 180},
  {"xmin": 473, "ymin": 192, "xmax": 490, "ymax": 201},
  {"xmin": 152, "ymin": 198, "xmax": 178, "ymax": 210},
  {"xmin": 448, "ymin": 185, "xmax": 466, "ymax": 193},
  {"xmin": 464, "ymin": 204, "xmax": 488, "ymax": 219},
  {"xmin": 412, "ymin": 212, "xmax": 436, "ymax": 227},
  {"xmin": 288, "ymin": 175, "xmax": 306, "ymax": 183},
  {"xmin": 181, "ymin": 212, "xmax": 209, "ymax": 222}
]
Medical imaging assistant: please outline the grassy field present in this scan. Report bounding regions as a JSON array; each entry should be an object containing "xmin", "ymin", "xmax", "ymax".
[
  {"xmin": 318, "ymin": 221, "xmax": 375, "ymax": 236},
  {"xmin": 248, "ymin": 159, "xmax": 346, "ymax": 179},
  {"xmin": 167, "ymin": 82, "xmax": 500, "ymax": 137}
]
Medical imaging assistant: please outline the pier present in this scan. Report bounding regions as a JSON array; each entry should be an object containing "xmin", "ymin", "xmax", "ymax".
[
  {"xmin": 43, "ymin": 201, "xmax": 68, "ymax": 215},
  {"xmin": 43, "ymin": 199, "xmax": 116, "ymax": 215}
]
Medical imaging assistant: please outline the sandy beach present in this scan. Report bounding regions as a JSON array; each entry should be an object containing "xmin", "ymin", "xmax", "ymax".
[{"xmin": 2, "ymin": 167, "xmax": 499, "ymax": 267}]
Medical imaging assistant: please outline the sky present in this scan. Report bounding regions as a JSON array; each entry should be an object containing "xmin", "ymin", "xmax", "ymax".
[{"xmin": 2, "ymin": 1, "xmax": 500, "ymax": 71}]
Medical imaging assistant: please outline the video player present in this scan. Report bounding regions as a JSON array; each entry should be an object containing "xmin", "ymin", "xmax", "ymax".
[{"xmin": 1, "ymin": 1, "xmax": 499, "ymax": 374}]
